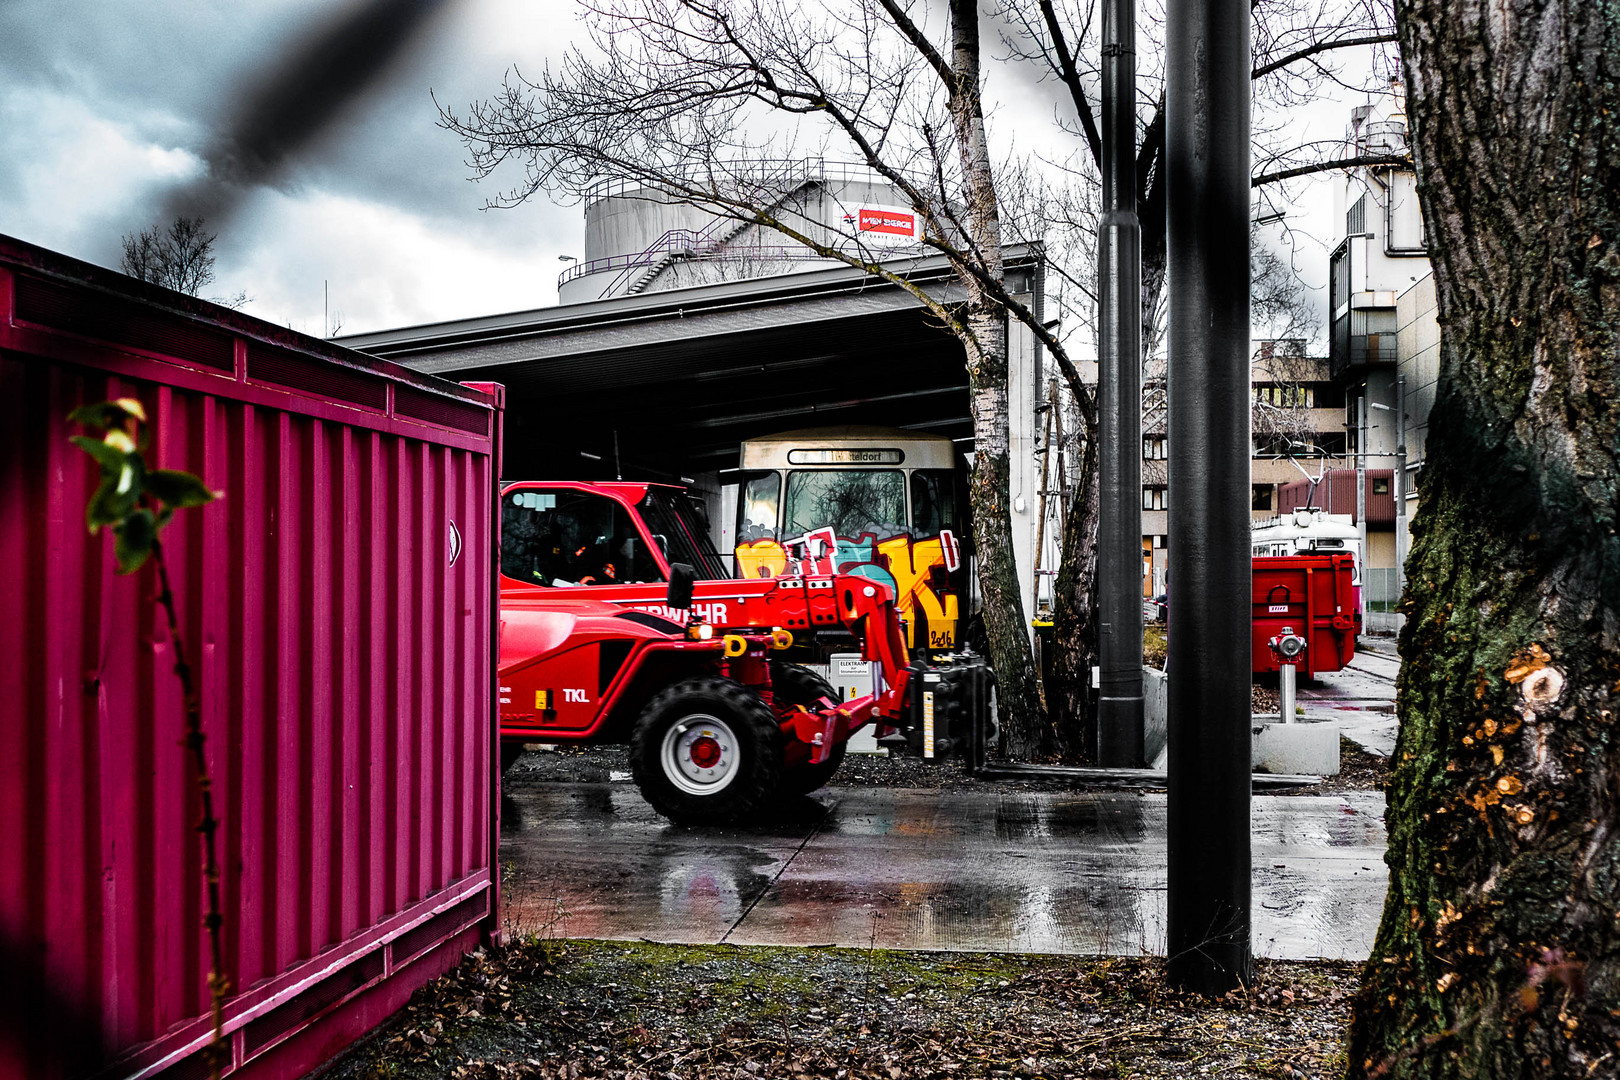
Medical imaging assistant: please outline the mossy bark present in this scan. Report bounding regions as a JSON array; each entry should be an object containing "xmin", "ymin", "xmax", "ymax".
[{"xmin": 1346, "ymin": 2, "xmax": 1620, "ymax": 1076}]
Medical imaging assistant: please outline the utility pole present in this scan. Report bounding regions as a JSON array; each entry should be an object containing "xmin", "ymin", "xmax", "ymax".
[
  {"xmin": 1357, "ymin": 392, "xmax": 1368, "ymax": 578},
  {"xmin": 1165, "ymin": 0, "xmax": 1252, "ymax": 994},
  {"xmin": 1393, "ymin": 376, "xmax": 1407, "ymax": 602},
  {"xmin": 1097, "ymin": 0, "xmax": 1145, "ymax": 766}
]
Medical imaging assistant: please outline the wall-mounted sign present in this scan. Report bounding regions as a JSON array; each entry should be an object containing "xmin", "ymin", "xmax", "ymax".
[{"xmin": 851, "ymin": 205, "xmax": 922, "ymax": 245}]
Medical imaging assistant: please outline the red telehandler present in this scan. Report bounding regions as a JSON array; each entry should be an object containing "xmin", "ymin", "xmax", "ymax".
[{"xmin": 497, "ymin": 480, "xmax": 990, "ymax": 823}]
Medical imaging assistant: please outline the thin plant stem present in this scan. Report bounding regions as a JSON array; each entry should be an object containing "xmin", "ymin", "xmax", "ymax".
[{"xmin": 151, "ymin": 536, "xmax": 229, "ymax": 1079}]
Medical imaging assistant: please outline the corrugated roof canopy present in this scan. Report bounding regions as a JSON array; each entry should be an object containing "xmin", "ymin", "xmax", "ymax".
[{"xmin": 341, "ymin": 251, "xmax": 1043, "ymax": 480}]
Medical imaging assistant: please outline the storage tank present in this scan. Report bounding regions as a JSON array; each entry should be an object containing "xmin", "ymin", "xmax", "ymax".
[{"xmin": 558, "ymin": 163, "xmax": 925, "ymax": 303}]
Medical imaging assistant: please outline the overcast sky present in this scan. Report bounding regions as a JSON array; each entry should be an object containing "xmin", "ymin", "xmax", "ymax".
[{"xmin": 0, "ymin": 0, "xmax": 1362, "ymax": 340}]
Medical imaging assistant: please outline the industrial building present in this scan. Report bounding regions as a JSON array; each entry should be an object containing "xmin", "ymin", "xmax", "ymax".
[{"xmin": 339, "ymin": 168, "xmax": 1056, "ymax": 623}]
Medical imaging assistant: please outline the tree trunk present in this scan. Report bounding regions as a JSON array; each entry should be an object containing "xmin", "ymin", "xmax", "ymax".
[
  {"xmin": 1347, "ymin": 3, "xmax": 1620, "ymax": 1077},
  {"xmin": 1051, "ymin": 427, "xmax": 1101, "ymax": 759},
  {"xmin": 947, "ymin": 0, "xmax": 1044, "ymax": 754}
]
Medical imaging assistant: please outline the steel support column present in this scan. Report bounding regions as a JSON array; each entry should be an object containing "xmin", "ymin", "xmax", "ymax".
[
  {"xmin": 1096, "ymin": 0, "xmax": 1145, "ymax": 766},
  {"xmin": 1165, "ymin": 0, "xmax": 1252, "ymax": 993}
]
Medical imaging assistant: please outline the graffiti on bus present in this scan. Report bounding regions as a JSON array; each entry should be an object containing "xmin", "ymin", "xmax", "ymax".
[{"xmin": 735, "ymin": 528, "xmax": 962, "ymax": 650}]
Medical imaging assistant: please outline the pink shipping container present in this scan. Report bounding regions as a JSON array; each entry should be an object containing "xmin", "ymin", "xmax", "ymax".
[{"xmin": 0, "ymin": 235, "xmax": 504, "ymax": 1079}]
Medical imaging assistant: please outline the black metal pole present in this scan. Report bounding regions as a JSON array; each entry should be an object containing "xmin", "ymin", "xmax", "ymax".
[
  {"xmin": 1096, "ymin": 0, "xmax": 1145, "ymax": 766},
  {"xmin": 1165, "ymin": 0, "xmax": 1252, "ymax": 993}
]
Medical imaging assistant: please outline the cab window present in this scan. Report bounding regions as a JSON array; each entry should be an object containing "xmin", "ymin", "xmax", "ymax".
[
  {"xmin": 909, "ymin": 469, "xmax": 959, "ymax": 536},
  {"xmin": 737, "ymin": 471, "xmax": 781, "ymax": 542},
  {"xmin": 501, "ymin": 489, "xmax": 661, "ymax": 586}
]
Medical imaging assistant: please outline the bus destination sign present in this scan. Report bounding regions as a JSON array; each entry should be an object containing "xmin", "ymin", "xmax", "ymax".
[{"xmin": 788, "ymin": 448, "xmax": 905, "ymax": 465}]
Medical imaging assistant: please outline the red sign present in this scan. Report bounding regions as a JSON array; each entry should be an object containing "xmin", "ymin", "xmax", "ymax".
[{"xmin": 857, "ymin": 207, "xmax": 918, "ymax": 237}]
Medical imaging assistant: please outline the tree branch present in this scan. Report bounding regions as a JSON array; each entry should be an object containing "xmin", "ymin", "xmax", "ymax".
[
  {"xmin": 1037, "ymin": 0, "xmax": 1103, "ymax": 170},
  {"xmin": 1253, "ymin": 31, "xmax": 1399, "ymax": 80},
  {"xmin": 873, "ymin": 0, "xmax": 955, "ymax": 88},
  {"xmin": 1253, "ymin": 152, "xmax": 1410, "ymax": 187}
]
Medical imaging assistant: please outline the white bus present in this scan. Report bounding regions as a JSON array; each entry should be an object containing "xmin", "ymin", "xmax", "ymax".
[{"xmin": 719, "ymin": 426, "xmax": 968, "ymax": 652}]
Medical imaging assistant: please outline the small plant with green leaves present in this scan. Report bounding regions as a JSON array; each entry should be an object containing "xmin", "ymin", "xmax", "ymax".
[
  {"xmin": 69, "ymin": 397, "xmax": 218, "ymax": 572},
  {"xmin": 72, "ymin": 397, "xmax": 228, "ymax": 1078}
]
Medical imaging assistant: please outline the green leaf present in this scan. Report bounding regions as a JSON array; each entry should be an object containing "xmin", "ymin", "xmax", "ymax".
[
  {"xmin": 70, "ymin": 435, "xmax": 128, "ymax": 475},
  {"xmin": 67, "ymin": 400, "xmax": 142, "ymax": 430},
  {"xmin": 114, "ymin": 508, "xmax": 156, "ymax": 574},
  {"xmin": 84, "ymin": 454, "xmax": 145, "ymax": 531},
  {"xmin": 145, "ymin": 468, "xmax": 219, "ymax": 509}
]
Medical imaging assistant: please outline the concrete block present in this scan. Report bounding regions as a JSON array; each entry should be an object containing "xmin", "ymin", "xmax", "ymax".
[
  {"xmin": 1143, "ymin": 667, "xmax": 1168, "ymax": 770},
  {"xmin": 1253, "ymin": 722, "xmax": 1340, "ymax": 775}
]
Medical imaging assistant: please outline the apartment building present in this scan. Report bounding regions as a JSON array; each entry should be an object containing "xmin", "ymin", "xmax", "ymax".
[
  {"xmin": 1328, "ymin": 81, "xmax": 1439, "ymax": 623},
  {"xmin": 1138, "ymin": 340, "xmax": 1353, "ymax": 597}
]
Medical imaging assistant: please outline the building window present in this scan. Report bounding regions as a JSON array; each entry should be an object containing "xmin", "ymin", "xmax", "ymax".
[
  {"xmin": 1143, "ymin": 487, "xmax": 1167, "ymax": 511},
  {"xmin": 1143, "ymin": 436, "xmax": 1167, "ymax": 460},
  {"xmin": 1254, "ymin": 384, "xmax": 1315, "ymax": 408},
  {"xmin": 1373, "ymin": 477, "xmax": 1390, "ymax": 495},
  {"xmin": 1252, "ymin": 485, "xmax": 1273, "ymax": 511},
  {"xmin": 1316, "ymin": 433, "xmax": 1348, "ymax": 456},
  {"xmin": 1313, "ymin": 383, "xmax": 1346, "ymax": 409}
]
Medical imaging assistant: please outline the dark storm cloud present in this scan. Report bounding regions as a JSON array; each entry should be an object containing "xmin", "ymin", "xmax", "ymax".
[{"xmin": 161, "ymin": 0, "xmax": 457, "ymax": 227}]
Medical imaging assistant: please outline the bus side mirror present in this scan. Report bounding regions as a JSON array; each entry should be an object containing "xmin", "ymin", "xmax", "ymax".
[{"xmin": 667, "ymin": 563, "xmax": 696, "ymax": 611}]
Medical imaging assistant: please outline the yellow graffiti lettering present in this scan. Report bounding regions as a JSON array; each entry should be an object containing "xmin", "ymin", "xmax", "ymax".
[
  {"xmin": 877, "ymin": 535, "xmax": 959, "ymax": 648},
  {"xmin": 735, "ymin": 540, "xmax": 788, "ymax": 579}
]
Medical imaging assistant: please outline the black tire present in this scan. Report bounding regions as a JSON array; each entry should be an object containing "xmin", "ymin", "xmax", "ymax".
[
  {"xmin": 770, "ymin": 662, "xmax": 848, "ymax": 795},
  {"xmin": 500, "ymin": 742, "xmax": 524, "ymax": 774},
  {"xmin": 629, "ymin": 677, "xmax": 782, "ymax": 824}
]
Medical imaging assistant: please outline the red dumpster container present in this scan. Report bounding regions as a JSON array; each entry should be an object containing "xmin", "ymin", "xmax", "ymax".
[
  {"xmin": 1251, "ymin": 554, "xmax": 1357, "ymax": 678},
  {"xmin": 0, "ymin": 235, "xmax": 503, "ymax": 1080}
]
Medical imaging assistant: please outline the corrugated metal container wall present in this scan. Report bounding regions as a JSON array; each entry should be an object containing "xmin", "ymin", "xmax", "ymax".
[
  {"xmin": 0, "ymin": 237, "xmax": 503, "ymax": 1080},
  {"xmin": 1278, "ymin": 468, "xmax": 1395, "ymax": 524}
]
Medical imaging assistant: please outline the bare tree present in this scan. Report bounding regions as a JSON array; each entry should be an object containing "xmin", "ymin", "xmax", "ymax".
[
  {"xmin": 441, "ymin": 0, "xmax": 1094, "ymax": 757},
  {"xmin": 445, "ymin": 0, "xmax": 1401, "ymax": 760},
  {"xmin": 120, "ymin": 217, "xmax": 249, "ymax": 308},
  {"xmin": 1346, "ymin": 1, "xmax": 1620, "ymax": 1075},
  {"xmin": 992, "ymin": 0, "xmax": 1400, "ymax": 736}
]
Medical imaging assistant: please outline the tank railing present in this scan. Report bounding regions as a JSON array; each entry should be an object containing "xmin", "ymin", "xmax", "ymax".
[
  {"xmin": 560, "ymin": 158, "xmax": 930, "ymax": 294},
  {"xmin": 579, "ymin": 158, "xmax": 920, "ymax": 206},
  {"xmin": 595, "ymin": 211, "xmax": 747, "ymax": 298}
]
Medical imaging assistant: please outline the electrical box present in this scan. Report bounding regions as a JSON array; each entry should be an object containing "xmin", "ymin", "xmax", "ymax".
[{"xmin": 827, "ymin": 653, "xmax": 886, "ymax": 755}]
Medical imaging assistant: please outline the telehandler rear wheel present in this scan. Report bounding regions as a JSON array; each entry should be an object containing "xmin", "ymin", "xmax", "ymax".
[
  {"xmin": 630, "ymin": 677, "xmax": 782, "ymax": 824},
  {"xmin": 769, "ymin": 662, "xmax": 848, "ymax": 795}
]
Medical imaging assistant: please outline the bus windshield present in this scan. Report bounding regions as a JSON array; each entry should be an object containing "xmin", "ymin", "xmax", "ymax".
[{"xmin": 783, "ymin": 469, "xmax": 907, "ymax": 539}]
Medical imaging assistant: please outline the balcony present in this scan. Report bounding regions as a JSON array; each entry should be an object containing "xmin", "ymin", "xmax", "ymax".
[{"xmin": 1329, "ymin": 328, "xmax": 1399, "ymax": 379}]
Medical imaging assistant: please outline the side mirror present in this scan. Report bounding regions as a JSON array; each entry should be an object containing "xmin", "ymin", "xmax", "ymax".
[{"xmin": 666, "ymin": 563, "xmax": 696, "ymax": 611}]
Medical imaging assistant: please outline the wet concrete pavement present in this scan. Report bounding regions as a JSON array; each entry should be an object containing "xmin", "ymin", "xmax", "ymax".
[
  {"xmin": 501, "ymin": 783, "xmax": 1389, "ymax": 962},
  {"xmin": 1299, "ymin": 638, "xmax": 1400, "ymax": 755}
]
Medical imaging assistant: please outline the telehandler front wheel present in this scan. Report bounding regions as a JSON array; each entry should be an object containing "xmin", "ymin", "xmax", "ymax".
[{"xmin": 630, "ymin": 677, "xmax": 782, "ymax": 824}]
